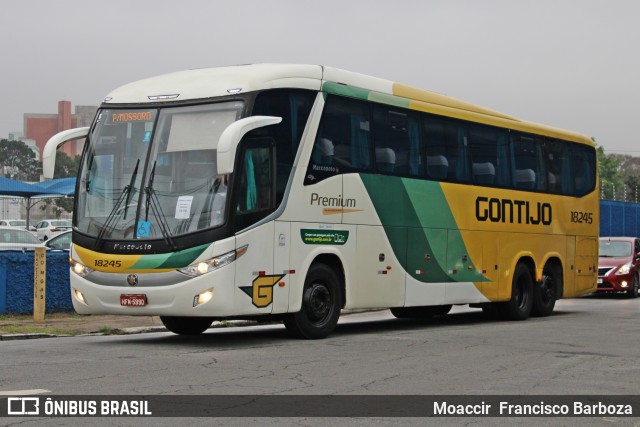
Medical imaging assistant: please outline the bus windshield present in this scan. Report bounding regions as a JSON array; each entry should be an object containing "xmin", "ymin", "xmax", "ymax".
[{"xmin": 77, "ymin": 102, "xmax": 244, "ymax": 240}]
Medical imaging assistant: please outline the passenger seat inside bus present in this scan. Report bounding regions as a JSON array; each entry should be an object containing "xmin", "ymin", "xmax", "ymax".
[
  {"xmin": 472, "ymin": 162, "xmax": 496, "ymax": 185},
  {"xmin": 375, "ymin": 148, "xmax": 396, "ymax": 173},
  {"xmin": 515, "ymin": 168, "xmax": 536, "ymax": 189},
  {"xmin": 426, "ymin": 155, "xmax": 449, "ymax": 180}
]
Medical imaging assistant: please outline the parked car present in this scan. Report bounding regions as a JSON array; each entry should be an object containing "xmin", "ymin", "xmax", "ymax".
[
  {"xmin": 597, "ymin": 237, "xmax": 640, "ymax": 298},
  {"xmin": 35, "ymin": 219, "xmax": 72, "ymax": 241},
  {"xmin": 0, "ymin": 226, "xmax": 45, "ymax": 251},
  {"xmin": 44, "ymin": 230, "xmax": 71, "ymax": 251},
  {"xmin": 0, "ymin": 219, "xmax": 37, "ymax": 233}
]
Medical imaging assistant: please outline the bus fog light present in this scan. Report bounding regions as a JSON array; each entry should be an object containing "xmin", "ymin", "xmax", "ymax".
[
  {"xmin": 621, "ymin": 281, "xmax": 628, "ymax": 288},
  {"xmin": 193, "ymin": 289, "xmax": 214, "ymax": 307},
  {"xmin": 74, "ymin": 289, "xmax": 87, "ymax": 305}
]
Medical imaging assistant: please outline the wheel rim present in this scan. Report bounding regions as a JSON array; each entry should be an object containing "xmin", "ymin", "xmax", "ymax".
[
  {"xmin": 515, "ymin": 275, "xmax": 529, "ymax": 310},
  {"xmin": 305, "ymin": 282, "xmax": 332, "ymax": 325}
]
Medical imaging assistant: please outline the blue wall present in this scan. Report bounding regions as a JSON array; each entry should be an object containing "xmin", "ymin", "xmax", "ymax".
[
  {"xmin": 600, "ymin": 200, "xmax": 640, "ymax": 237},
  {"xmin": 0, "ymin": 251, "xmax": 72, "ymax": 314}
]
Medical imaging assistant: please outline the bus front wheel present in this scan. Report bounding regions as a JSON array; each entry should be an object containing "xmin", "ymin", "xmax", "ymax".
[
  {"xmin": 284, "ymin": 263, "xmax": 342, "ymax": 339},
  {"xmin": 499, "ymin": 263, "xmax": 533, "ymax": 321},
  {"xmin": 160, "ymin": 316, "xmax": 213, "ymax": 335}
]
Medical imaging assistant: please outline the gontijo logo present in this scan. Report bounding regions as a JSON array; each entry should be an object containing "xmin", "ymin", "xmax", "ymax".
[{"xmin": 475, "ymin": 196, "xmax": 552, "ymax": 225}]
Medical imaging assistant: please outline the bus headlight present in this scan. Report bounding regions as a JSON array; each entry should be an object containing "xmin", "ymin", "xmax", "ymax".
[
  {"xmin": 70, "ymin": 258, "xmax": 94, "ymax": 277},
  {"xmin": 179, "ymin": 245, "xmax": 248, "ymax": 277},
  {"xmin": 616, "ymin": 262, "xmax": 631, "ymax": 275}
]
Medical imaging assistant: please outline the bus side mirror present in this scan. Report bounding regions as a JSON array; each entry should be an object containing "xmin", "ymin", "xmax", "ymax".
[
  {"xmin": 43, "ymin": 127, "xmax": 90, "ymax": 179},
  {"xmin": 216, "ymin": 116, "xmax": 281, "ymax": 175}
]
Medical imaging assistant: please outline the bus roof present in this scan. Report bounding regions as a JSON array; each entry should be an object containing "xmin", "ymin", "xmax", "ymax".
[{"xmin": 103, "ymin": 63, "xmax": 592, "ymax": 145}]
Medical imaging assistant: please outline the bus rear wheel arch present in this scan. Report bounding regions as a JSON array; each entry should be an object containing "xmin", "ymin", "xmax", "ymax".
[{"xmin": 284, "ymin": 262, "xmax": 343, "ymax": 339}]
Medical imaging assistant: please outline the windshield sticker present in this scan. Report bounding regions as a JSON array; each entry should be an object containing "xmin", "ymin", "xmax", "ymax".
[
  {"xmin": 301, "ymin": 229, "xmax": 349, "ymax": 245},
  {"xmin": 137, "ymin": 220, "xmax": 151, "ymax": 237},
  {"xmin": 143, "ymin": 131, "xmax": 152, "ymax": 143},
  {"xmin": 175, "ymin": 196, "xmax": 194, "ymax": 219}
]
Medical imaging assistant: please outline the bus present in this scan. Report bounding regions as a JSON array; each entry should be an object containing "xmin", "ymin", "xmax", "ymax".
[{"xmin": 43, "ymin": 64, "xmax": 599, "ymax": 339}]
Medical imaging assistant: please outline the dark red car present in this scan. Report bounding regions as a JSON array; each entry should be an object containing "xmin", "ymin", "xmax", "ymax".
[{"xmin": 597, "ymin": 237, "xmax": 640, "ymax": 298}]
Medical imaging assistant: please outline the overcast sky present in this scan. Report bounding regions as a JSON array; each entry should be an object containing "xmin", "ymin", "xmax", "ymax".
[{"xmin": 2, "ymin": 0, "xmax": 639, "ymax": 154}]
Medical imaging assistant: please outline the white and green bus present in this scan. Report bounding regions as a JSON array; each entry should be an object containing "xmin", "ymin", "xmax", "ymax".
[{"xmin": 44, "ymin": 64, "xmax": 599, "ymax": 339}]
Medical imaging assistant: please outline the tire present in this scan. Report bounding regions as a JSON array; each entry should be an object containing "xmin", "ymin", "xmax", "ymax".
[
  {"xmin": 499, "ymin": 263, "xmax": 533, "ymax": 321},
  {"xmin": 284, "ymin": 263, "xmax": 342, "ymax": 339},
  {"xmin": 532, "ymin": 264, "xmax": 560, "ymax": 317},
  {"xmin": 160, "ymin": 316, "xmax": 213, "ymax": 335},
  {"xmin": 627, "ymin": 275, "xmax": 639, "ymax": 299},
  {"xmin": 390, "ymin": 305, "xmax": 452, "ymax": 319}
]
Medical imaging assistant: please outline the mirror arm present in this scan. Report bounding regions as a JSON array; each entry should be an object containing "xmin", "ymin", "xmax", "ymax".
[
  {"xmin": 42, "ymin": 127, "xmax": 90, "ymax": 179},
  {"xmin": 216, "ymin": 116, "xmax": 282, "ymax": 175}
]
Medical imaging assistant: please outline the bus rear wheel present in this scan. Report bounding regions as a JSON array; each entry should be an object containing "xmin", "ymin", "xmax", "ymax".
[
  {"xmin": 284, "ymin": 263, "xmax": 342, "ymax": 339},
  {"xmin": 390, "ymin": 305, "xmax": 452, "ymax": 319},
  {"xmin": 160, "ymin": 316, "xmax": 213, "ymax": 335},
  {"xmin": 499, "ymin": 263, "xmax": 533, "ymax": 321},
  {"xmin": 532, "ymin": 264, "xmax": 560, "ymax": 317}
]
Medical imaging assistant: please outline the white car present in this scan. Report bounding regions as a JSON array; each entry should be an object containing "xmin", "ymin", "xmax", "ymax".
[
  {"xmin": 0, "ymin": 219, "xmax": 37, "ymax": 234},
  {"xmin": 0, "ymin": 226, "xmax": 45, "ymax": 251},
  {"xmin": 35, "ymin": 219, "xmax": 72, "ymax": 241}
]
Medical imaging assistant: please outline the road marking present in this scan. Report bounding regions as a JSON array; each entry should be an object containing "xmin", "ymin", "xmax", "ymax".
[{"xmin": 0, "ymin": 389, "xmax": 50, "ymax": 396}]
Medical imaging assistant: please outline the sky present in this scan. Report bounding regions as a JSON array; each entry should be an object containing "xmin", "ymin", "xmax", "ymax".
[{"xmin": 2, "ymin": 0, "xmax": 639, "ymax": 155}]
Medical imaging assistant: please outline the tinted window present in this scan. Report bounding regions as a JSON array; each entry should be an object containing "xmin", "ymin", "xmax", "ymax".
[{"xmin": 306, "ymin": 96, "xmax": 372, "ymax": 184}]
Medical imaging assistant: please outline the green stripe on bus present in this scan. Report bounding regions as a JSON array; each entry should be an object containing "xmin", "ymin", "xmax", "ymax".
[
  {"xmin": 360, "ymin": 174, "xmax": 488, "ymax": 283},
  {"xmin": 322, "ymin": 82, "xmax": 371, "ymax": 101},
  {"xmin": 131, "ymin": 243, "xmax": 211, "ymax": 270}
]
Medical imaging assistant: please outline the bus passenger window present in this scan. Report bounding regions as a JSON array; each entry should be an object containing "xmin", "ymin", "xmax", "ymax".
[
  {"xmin": 305, "ymin": 95, "xmax": 372, "ymax": 185},
  {"xmin": 511, "ymin": 133, "xmax": 545, "ymax": 191}
]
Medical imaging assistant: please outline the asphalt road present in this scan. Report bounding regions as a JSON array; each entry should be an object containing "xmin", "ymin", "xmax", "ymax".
[{"xmin": 1, "ymin": 294, "xmax": 639, "ymax": 426}]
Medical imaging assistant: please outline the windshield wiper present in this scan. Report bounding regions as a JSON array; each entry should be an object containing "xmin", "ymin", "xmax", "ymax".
[
  {"xmin": 144, "ymin": 161, "xmax": 177, "ymax": 251},
  {"xmin": 96, "ymin": 159, "xmax": 139, "ymax": 247}
]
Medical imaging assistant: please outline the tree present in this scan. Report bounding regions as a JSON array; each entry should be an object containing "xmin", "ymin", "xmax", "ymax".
[
  {"xmin": 53, "ymin": 150, "xmax": 81, "ymax": 179},
  {"xmin": 0, "ymin": 139, "xmax": 41, "ymax": 181},
  {"xmin": 610, "ymin": 153, "xmax": 640, "ymax": 202},
  {"xmin": 597, "ymin": 146, "xmax": 624, "ymax": 200}
]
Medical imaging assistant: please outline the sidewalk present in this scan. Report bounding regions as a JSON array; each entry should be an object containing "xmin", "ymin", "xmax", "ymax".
[{"xmin": 0, "ymin": 313, "xmax": 168, "ymax": 340}]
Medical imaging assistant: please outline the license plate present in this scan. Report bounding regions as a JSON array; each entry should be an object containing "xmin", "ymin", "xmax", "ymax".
[
  {"xmin": 597, "ymin": 278, "xmax": 603, "ymax": 284},
  {"xmin": 120, "ymin": 294, "xmax": 147, "ymax": 307}
]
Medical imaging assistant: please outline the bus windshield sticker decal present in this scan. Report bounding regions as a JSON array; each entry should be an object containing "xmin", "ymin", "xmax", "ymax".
[
  {"xmin": 301, "ymin": 229, "xmax": 349, "ymax": 245},
  {"xmin": 240, "ymin": 274, "xmax": 286, "ymax": 308},
  {"xmin": 175, "ymin": 196, "xmax": 193, "ymax": 219},
  {"xmin": 137, "ymin": 220, "xmax": 151, "ymax": 238}
]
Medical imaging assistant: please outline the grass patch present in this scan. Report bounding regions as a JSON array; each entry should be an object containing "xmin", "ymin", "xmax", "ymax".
[{"xmin": 98, "ymin": 326, "xmax": 123, "ymax": 335}]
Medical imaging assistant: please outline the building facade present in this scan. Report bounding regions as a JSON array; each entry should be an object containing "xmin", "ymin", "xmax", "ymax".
[{"xmin": 24, "ymin": 101, "xmax": 97, "ymax": 160}]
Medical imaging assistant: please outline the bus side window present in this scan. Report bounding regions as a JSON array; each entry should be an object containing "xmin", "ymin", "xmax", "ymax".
[
  {"xmin": 570, "ymin": 144, "xmax": 596, "ymax": 196},
  {"xmin": 511, "ymin": 133, "xmax": 546, "ymax": 191},
  {"xmin": 305, "ymin": 95, "xmax": 372, "ymax": 184}
]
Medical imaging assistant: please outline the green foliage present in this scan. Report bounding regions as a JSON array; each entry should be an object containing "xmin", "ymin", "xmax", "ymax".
[
  {"xmin": 597, "ymin": 146, "xmax": 624, "ymax": 200},
  {"xmin": 0, "ymin": 139, "xmax": 41, "ymax": 181},
  {"xmin": 54, "ymin": 151, "xmax": 80, "ymax": 178}
]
